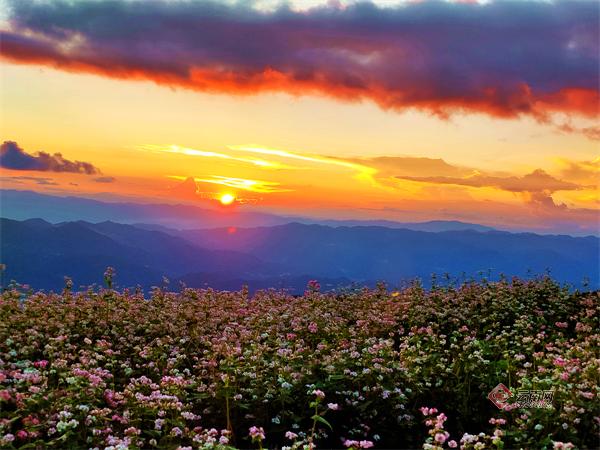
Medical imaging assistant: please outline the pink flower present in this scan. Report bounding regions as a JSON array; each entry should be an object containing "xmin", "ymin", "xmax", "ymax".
[
  {"xmin": 249, "ymin": 426, "xmax": 265, "ymax": 441},
  {"xmin": 312, "ymin": 389, "xmax": 325, "ymax": 399},
  {"xmin": 16, "ymin": 430, "xmax": 28, "ymax": 440},
  {"xmin": 307, "ymin": 280, "xmax": 321, "ymax": 292},
  {"xmin": 359, "ymin": 440, "xmax": 374, "ymax": 448},
  {"xmin": 419, "ymin": 407, "xmax": 438, "ymax": 416},
  {"xmin": 448, "ymin": 440, "xmax": 458, "ymax": 448},
  {"xmin": 308, "ymin": 322, "xmax": 319, "ymax": 333},
  {"xmin": 33, "ymin": 360, "xmax": 48, "ymax": 369},
  {"xmin": 434, "ymin": 432, "xmax": 448, "ymax": 444},
  {"xmin": 489, "ymin": 418, "xmax": 506, "ymax": 425},
  {"xmin": 285, "ymin": 431, "xmax": 298, "ymax": 440},
  {"xmin": 344, "ymin": 439, "xmax": 360, "ymax": 448},
  {"xmin": 328, "ymin": 403, "xmax": 340, "ymax": 410}
]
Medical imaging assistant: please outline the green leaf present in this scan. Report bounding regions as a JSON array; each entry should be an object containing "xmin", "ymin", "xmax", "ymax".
[{"xmin": 312, "ymin": 414, "xmax": 333, "ymax": 430}]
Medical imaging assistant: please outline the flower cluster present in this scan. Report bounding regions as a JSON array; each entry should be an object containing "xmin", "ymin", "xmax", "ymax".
[{"xmin": 0, "ymin": 276, "xmax": 597, "ymax": 448}]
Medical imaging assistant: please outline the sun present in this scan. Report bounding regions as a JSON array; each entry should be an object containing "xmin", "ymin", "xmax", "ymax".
[{"xmin": 219, "ymin": 193, "xmax": 236, "ymax": 205}]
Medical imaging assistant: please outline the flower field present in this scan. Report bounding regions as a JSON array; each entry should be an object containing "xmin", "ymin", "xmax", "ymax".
[{"xmin": 0, "ymin": 276, "xmax": 598, "ymax": 449}]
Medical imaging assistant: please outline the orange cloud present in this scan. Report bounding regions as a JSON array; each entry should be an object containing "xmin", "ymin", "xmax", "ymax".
[{"xmin": 1, "ymin": 0, "xmax": 598, "ymax": 138}]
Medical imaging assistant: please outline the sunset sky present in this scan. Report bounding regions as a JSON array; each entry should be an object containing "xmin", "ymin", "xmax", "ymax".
[{"xmin": 0, "ymin": 0, "xmax": 598, "ymax": 234}]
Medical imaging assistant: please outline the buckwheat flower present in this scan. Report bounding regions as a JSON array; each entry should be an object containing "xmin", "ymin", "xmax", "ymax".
[
  {"xmin": 171, "ymin": 427, "xmax": 183, "ymax": 437},
  {"xmin": 434, "ymin": 432, "xmax": 448, "ymax": 444},
  {"xmin": 219, "ymin": 436, "xmax": 229, "ymax": 445},
  {"xmin": 308, "ymin": 322, "xmax": 318, "ymax": 333},
  {"xmin": 16, "ymin": 430, "xmax": 28, "ymax": 439},
  {"xmin": 249, "ymin": 426, "xmax": 265, "ymax": 441},
  {"xmin": 359, "ymin": 440, "xmax": 374, "ymax": 448},
  {"xmin": 448, "ymin": 440, "xmax": 458, "ymax": 448},
  {"xmin": 181, "ymin": 411, "xmax": 199, "ymax": 420},
  {"xmin": 328, "ymin": 403, "xmax": 340, "ymax": 410},
  {"xmin": 2, "ymin": 434, "xmax": 15, "ymax": 444},
  {"xmin": 344, "ymin": 439, "xmax": 359, "ymax": 448},
  {"xmin": 154, "ymin": 419, "xmax": 164, "ymax": 430},
  {"xmin": 176, "ymin": 447, "xmax": 192, "ymax": 450},
  {"xmin": 33, "ymin": 360, "xmax": 49, "ymax": 369},
  {"xmin": 553, "ymin": 442, "xmax": 575, "ymax": 449},
  {"xmin": 285, "ymin": 431, "xmax": 298, "ymax": 440},
  {"xmin": 312, "ymin": 389, "xmax": 325, "ymax": 399}
]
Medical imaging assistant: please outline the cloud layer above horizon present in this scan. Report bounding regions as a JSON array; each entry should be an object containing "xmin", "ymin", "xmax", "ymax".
[
  {"xmin": 0, "ymin": 141, "xmax": 100, "ymax": 174},
  {"xmin": 1, "ymin": 0, "xmax": 598, "ymax": 134}
]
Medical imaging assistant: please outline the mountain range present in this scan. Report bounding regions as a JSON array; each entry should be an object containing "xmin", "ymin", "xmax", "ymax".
[
  {"xmin": 1, "ymin": 216, "xmax": 598, "ymax": 292},
  {"xmin": 1, "ymin": 189, "xmax": 496, "ymax": 232}
]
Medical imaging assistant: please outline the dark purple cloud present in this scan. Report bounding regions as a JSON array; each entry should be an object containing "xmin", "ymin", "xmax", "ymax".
[
  {"xmin": 94, "ymin": 176, "xmax": 116, "ymax": 183},
  {"xmin": 0, "ymin": 141, "xmax": 100, "ymax": 174},
  {"xmin": 0, "ymin": 0, "xmax": 598, "ymax": 127}
]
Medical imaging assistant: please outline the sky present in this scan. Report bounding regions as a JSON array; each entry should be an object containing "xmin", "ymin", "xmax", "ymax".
[{"xmin": 0, "ymin": 0, "xmax": 598, "ymax": 234}]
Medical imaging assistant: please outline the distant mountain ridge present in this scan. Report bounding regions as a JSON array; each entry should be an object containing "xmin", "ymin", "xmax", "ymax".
[
  {"xmin": 1, "ymin": 217, "xmax": 598, "ymax": 292},
  {"xmin": 2, "ymin": 189, "xmax": 496, "ymax": 233}
]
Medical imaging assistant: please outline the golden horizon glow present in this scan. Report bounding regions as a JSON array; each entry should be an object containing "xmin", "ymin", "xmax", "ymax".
[{"xmin": 1, "ymin": 62, "xmax": 598, "ymax": 234}]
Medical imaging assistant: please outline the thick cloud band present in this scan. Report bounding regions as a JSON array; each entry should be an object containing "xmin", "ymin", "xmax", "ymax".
[{"xmin": 1, "ymin": 0, "xmax": 598, "ymax": 123}]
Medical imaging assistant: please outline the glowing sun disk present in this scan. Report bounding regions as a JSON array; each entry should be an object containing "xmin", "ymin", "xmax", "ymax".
[{"xmin": 219, "ymin": 193, "xmax": 236, "ymax": 205}]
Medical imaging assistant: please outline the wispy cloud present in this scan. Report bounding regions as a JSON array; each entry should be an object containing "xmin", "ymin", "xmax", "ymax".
[
  {"xmin": 230, "ymin": 145, "xmax": 378, "ymax": 183},
  {"xmin": 195, "ymin": 175, "xmax": 292, "ymax": 193},
  {"xmin": 168, "ymin": 175, "xmax": 291, "ymax": 193},
  {"xmin": 397, "ymin": 169, "xmax": 582, "ymax": 194},
  {"xmin": 555, "ymin": 156, "xmax": 600, "ymax": 186},
  {"xmin": 141, "ymin": 144, "xmax": 288, "ymax": 169},
  {"xmin": 0, "ymin": 175, "xmax": 58, "ymax": 185}
]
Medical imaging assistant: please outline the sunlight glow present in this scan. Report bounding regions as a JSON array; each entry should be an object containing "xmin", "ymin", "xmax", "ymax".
[
  {"xmin": 194, "ymin": 176, "xmax": 293, "ymax": 193},
  {"xmin": 219, "ymin": 193, "xmax": 236, "ymax": 205}
]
